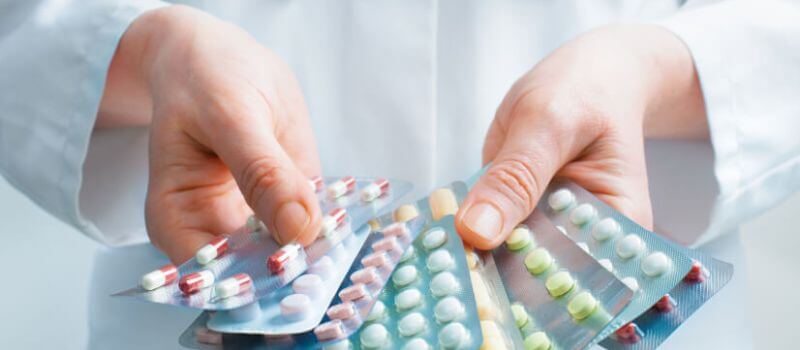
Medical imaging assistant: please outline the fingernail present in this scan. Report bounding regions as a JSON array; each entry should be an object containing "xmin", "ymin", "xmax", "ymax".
[
  {"xmin": 274, "ymin": 201, "xmax": 311, "ymax": 244},
  {"xmin": 463, "ymin": 202, "xmax": 503, "ymax": 240}
]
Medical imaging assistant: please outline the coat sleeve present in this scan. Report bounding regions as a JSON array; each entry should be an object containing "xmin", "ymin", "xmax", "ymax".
[
  {"xmin": 0, "ymin": 0, "xmax": 166, "ymax": 245},
  {"xmin": 658, "ymin": 0, "xmax": 800, "ymax": 245}
]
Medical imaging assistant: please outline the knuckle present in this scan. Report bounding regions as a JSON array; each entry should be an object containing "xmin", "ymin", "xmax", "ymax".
[
  {"xmin": 487, "ymin": 153, "xmax": 546, "ymax": 210},
  {"xmin": 239, "ymin": 156, "xmax": 286, "ymax": 206}
]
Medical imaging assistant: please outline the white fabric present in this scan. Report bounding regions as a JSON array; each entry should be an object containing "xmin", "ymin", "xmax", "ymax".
[{"xmin": 3, "ymin": 0, "xmax": 799, "ymax": 349}]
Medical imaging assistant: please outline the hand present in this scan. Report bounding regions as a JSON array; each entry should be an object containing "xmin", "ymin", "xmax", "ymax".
[
  {"xmin": 100, "ymin": 6, "xmax": 322, "ymax": 263},
  {"xmin": 456, "ymin": 25, "xmax": 708, "ymax": 249}
]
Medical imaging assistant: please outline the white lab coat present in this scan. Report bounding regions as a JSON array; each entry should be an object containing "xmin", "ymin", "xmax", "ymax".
[{"xmin": 2, "ymin": 0, "xmax": 799, "ymax": 348}]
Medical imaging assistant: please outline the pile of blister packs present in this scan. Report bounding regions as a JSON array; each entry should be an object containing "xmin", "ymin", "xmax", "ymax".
[{"xmin": 114, "ymin": 173, "xmax": 732, "ymax": 350}]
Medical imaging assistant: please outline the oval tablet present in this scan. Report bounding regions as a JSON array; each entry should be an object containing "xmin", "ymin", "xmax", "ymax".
[
  {"xmin": 361, "ymin": 251, "xmax": 390, "ymax": 268},
  {"xmin": 393, "ymin": 265, "xmax": 418, "ymax": 287},
  {"xmin": 326, "ymin": 302, "xmax": 356, "ymax": 320},
  {"xmin": 545, "ymin": 271, "xmax": 575, "ymax": 297},
  {"xmin": 616, "ymin": 234, "xmax": 645, "ymax": 259},
  {"xmin": 394, "ymin": 204, "xmax": 419, "ymax": 222},
  {"xmin": 592, "ymin": 218, "xmax": 621, "ymax": 241},
  {"xmin": 506, "ymin": 226, "xmax": 532, "ymax": 251},
  {"xmin": 430, "ymin": 271, "xmax": 460, "ymax": 297},
  {"xmin": 314, "ymin": 320, "xmax": 344, "ymax": 341},
  {"xmin": 427, "ymin": 249, "xmax": 455, "ymax": 273},
  {"xmin": 395, "ymin": 288, "xmax": 423, "ymax": 311},
  {"xmin": 434, "ymin": 296, "xmax": 464, "ymax": 323},
  {"xmin": 400, "ymin": 245, "xmax": 416, "ymax": 263},
  {"xmin": 511, "ymin": 303, "xmax": 529, "ymax": 328},
  {"xmin": 366, "ymin": 301, "xmax": 386, "ymax": 322},
  {"xmin": 422, "ymin": 228, "xmax": 447, "ymax": 250},
  {"xmin": 548, "ymin": 189, "xmax": 575, "ymax": 211},
  {"xmin": 280, "ymin": 293, "xmax": 311, "ymax": 319},
  {"xmin": 292, "ymin": 274, "xmax": 323, "ymax": 296},
  {"xmin": 350, "ymin": 267, "xmax": 379, "ymax": 285},
  {"xmin": 398, "ymin": 312, "xmax": 427, "ymax": 337},
  {"xmin": 524, "ymin": 332, "xmax": 551, "ymax": 350},
  {"xmin": 430, "ymin": 188, "xmax": 459, "ymax": 221},
  {"xmin": 641, "ymin": 251, "xmax": 671, "ymax": 277},
  {"xmin": 360, "ymin": 323, "xmax": 389, "ymax": 349},
  {"xmin": 569, "ymin": 203, "xmax": 597, "ymax": 226},
  {"xmin": 524, "ymin": 248, "xmax": 553, "ymax": 275},
  {"xmin": 439, "ymin": 322, "xmax": 468, "ymax": 349},
  {"xmin": 567, "ymin": 291, "xmax": 598, "ymax": 320},
  {"xmin": 403, "ymin": 338, "xmax": 430, "ymax": 350}
]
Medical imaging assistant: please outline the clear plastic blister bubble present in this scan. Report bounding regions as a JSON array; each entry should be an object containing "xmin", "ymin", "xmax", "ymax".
[
  {"xmin": 537, "ymin": 179, "xmax": 694, "ymax": 343},
  {"xmin": 493, "ymin": 210, "xmax": 635, "ymax": 350},
  {"xmin": 114, "ymin": 177, "xmax": 412, "ymax": 311}
]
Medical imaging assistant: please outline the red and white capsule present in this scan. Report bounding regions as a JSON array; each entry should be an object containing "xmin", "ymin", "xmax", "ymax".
[
  {"xmin": 179, "ymin": 270, "xmax": 215, "ymax": 295},
  {"xmin": 140, "ymin": 264, "xmax": 178, "ymax": 291},
  {"xmin": 327, "ymin": 176, "xmax": 356, "ymax": 199},
  {"xmin": 320, "ymin": 207, "xmax": 348, "ymax": 237},
  {"xmin": 214, "ymin": 273, "xmax": 253, "ymax": 299},
  {"xmin": 361, "ymin": 178, "xmax": 390, "ymax": 202},
  {"xmin": 196, "ymin": 236, "xmax": 229, "ymax": 265},
  {"xmin": 309, "ymin": 176, "xmax": 324, "ymax": 192},
  {"xmin": 268, "ymin": 242, "xmax": 303, "ymax": 273}
]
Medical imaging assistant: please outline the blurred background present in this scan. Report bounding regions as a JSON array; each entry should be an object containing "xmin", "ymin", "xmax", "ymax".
[{"xmin": 0, "ymin": 174, "xmax": 796, "ymax": 349}]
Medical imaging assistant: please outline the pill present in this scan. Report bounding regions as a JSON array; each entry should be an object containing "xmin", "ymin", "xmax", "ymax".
[
  {"xmin": 326, "ymin": 302, "xmax": 357, "ymax": 320},
  {"xmin": 400, "ymin": 245, "xmax": 416, "ymax": 263},
  {"xmin": 309, "ymin": 175, "xmax": 324, "ymax": 192},
  {"xmin": 598, "ymin": 258, "xmax": 614, "ymax": 272},
  {"xmin": 372, "ymin": 236, "xmax": 401, "ymax": 253},
  {"xmin": 685, "ymin": 260, "xmax": 707, "ymax": 283},
  {"xmin": 179, "ymin": 270, "xmax": 215, "ymax": 295},
  {"xmin": 360, "ymin": 323, "xmax": 389, "ymax": 349},
  {"xmin": 430, "ymin": 188, "xmax": 459, "ymax": 221},
  {"xmin": 140, "ymin": 264, "xmax": 178, "ymax": 291},
  {"xmin": 320, "ymin": 208, "xmax": 348, "ymax": 238},
  {"xmin": 427, "ymin": 249, "xmax": 455, "ymax": 273},
  {"xmin": 434, "ymin": 296, "xmax": 465, "ymax": 323},
  {"xmin": 393, "ymin": 265, "xmax": 418, "ymax": 287},
  {"xmin": 430, "ymin": 271, "xmax": 460, "ymax": 297},
  {"xmin": 268, "ymin": 243, "xmax": 303, "ymax": 273},
  {"xmin": 570, "ymin": 203, "xmax": 597, "ymax": 226},
  {"xmin": 616, "ymin": 234, "xmax": 645, "ymax": 259},
  {"xmin": 339, "ymin": 284, "xmax": 369, "ymax": 303},
  {"xmin": 382, "ymin": 222, "xmax": 410, "ymax": 238},
  {"xmin": 327, "ymin": 176, "xmax": 356, "ymax": 199},
  {"xmin": 394, "ymin": 204, "xmax": 419, "ymax": 222},
  {"xmin": 309, "ymin": 256, "xmax": 334, "ymax": 276},
  {"xmin": 548, "ymin": 189, "xmax": 575, "ymax": 211},
  {"xmin": 395, "ymin": 288, "xmax": 422, "ymax": 311},
  {"xmin": 524, "ymin": 332, "xmax": 551, "ymax": 350},
  {"xmin": 470, "ymin": 271, "xmax": 495, "ymax": 320},
  {"xmin": 511, "ymin": 303, "xmax": 529, "ymax": 328},
  {"xmin": 576, "ymin": 242, "xmax": 590, "ymax": 254},
  {"xmin": 654, "ymin": 294, "xmax": 675, "ymax": 312},
  {"xmin": 350, "ymin": 267, "xmax": 380, "ymax": 285},
  {"xmin": 195, "ymin": 326, "xmax": 222, "ymax": 345},
  {"xmin": 622, "ymin": 277, "xmax": 640, "ymax": 292},
  {"xmin": 506, "ymin": 226, "xmax": 532, "ymax": 251},
  {"xmin": 480, "ymin": 321, "xmax": 507, "ymax": 350},
  {"xmin": 361, "ymin": 178, "xmax": 390, "ymax": 202},
  {"xmin": 280, "ymin": 293, "xmax": 311, "ymax": 318},
  {"xmin": 567, "ymin": 291, "xmax": 599, "ymax": 320},
  {"xmin": 366, "ymin": 300, "xmax": 386, "ymax": 322},
  {"xmin": 314, "ymin": 320, "xmax": 345, "ymax": 341},
  {"xmin": 641, "ymin": 251, "xmax": 671, "ymax": 277},
  {"xmin": 361, "ymin": 251, "xmax": 390, "ymax": 268},
  {"xmin": 398, "ymin": 312, "xmax": 427, "ymax": 337},
  {"xmin": 214, "ymin": 273, "xmax": 253, "ymax": 299},
  {"xmin": 615, "ymin": 323, "xmax": 642, "ymax": 344},
  {"xmin": 323, "ymin": 340, "xmax": 351, "ymax": 350},
  {"xmin": 196, "ymin": 236, "xmax": 229, "ymax": 265},
  {"xmin": 524, "ymin": 248, "xmax": 553, "ymax": 275},
  {"xmin": 481, "ymin": 337, "xmax": 508, "ymax": 350},
  {"xmin": 439, "ymin": 322, "xmax": 467, "ymax": 349},
  {"xmin": 545, "ymin": 271, "xmax": 575, "ymax": 297},
  {"xmin": 402, "ymin": 338, "xmax": 430, "ymax": 350},
  {"xmin": 592, "ymin": 218, "xmax": 621, "ymax": 241},
  {"xmin": 422, "ymin": 228, "xmax": 447, "ymax": 250}
]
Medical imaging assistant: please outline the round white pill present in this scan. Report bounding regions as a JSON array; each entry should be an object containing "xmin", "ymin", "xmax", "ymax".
[
  {"xmin": 570, "ymin": 203, "xmax": 597, "ymax": 226},
  {"xmin": 592, "ymin": 218, "xmax": 621, "ymax": 241},
  {"xmin": 422, "ymin": 228, "xmax": 448, "ymax": 250},
  {"xmin": 430, "ymin": 271, "xmax": 460, "ymax": 297},
  {"xmin": 395, "ymin": 288, "xmax": 423, "ymax": 311},
  {"xmin": 426, "ymin": 249, "xmax": 455, "ymax": 273},
  {"xmin": 400, "ymin": 245, "xmax": 416, "ymax": 263},
  {"xmin": 439, "ymin": 322, "xmax": 467, "ymax": 349},
  {"xmin": 598, "ymin": 258, "xmax": 614, "ymax": 272},
  {"xmin": 622, "ymin": 277, "xmax": 640, "ymax": 292},
  {"xmin": 398, "ymin": 312, "xmax": 427, "ymax": 337},
  {"xmin": 393, "ymin": 265, "xmax": 418, "ymax": 288},
  {"xmin": 309, "ymin": 256, "xmax": 334, "ymax": 277},
  {"xmin": 366, "ymin": 301, "xmax": 386, "ymax": 322},
  {"xmin": 360, "ymin": 323, "xmax": 389, "ymax": 349},
  {"xmin": 402, "ymin": 338, "xmax": 430, "ymax": 350},
  {"xmin": 434, "ymin": 296, "xmax": 464, "ymax": 323},
  {"xmin": 641, "ymin": 251, "xmax": 671, "ymax": 277},
  {"xmin": 616, "ymin": 234, "xmax": 645, "ymax": 259},
  {"xmin": 292, "ymin": 274, "xmax": 323, "ymax": 296},
  {"xmin": 548, "ymin": 189, "xmax": 575, "ymax": 211},
  {"xmin": 280, "ymin": 293, "xmax": 311, "ymax": 319}
]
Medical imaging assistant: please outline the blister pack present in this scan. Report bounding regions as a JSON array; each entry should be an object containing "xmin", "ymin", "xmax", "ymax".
[
  {"xmin": 538, "ymin": 179, "xmax": 694, "ymax": 341},
  {"xmin": 600, "ymin": 247, "xmax": 733, "ymax": 349},
  {"xmin": 492, "ymin": 210, "xmax": 635, "ymax": 350},
  {"xmin": 114, "ymin": 176, "xmax": 412, "ymax": 311}
]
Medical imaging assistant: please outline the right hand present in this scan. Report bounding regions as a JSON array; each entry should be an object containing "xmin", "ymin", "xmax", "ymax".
[{"xmin": 100, "ymin": 6, "xmax": 322, "ymax": 263}]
